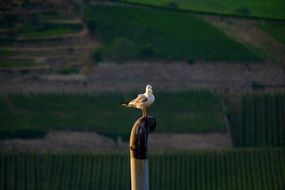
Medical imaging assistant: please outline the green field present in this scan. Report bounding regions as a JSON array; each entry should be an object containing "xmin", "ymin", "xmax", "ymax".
[
  {"xmin": 84, "ymin": 4, "xmax": 260, "ymax": 62},
  {"xmin": 124, "ymin": 0, "xmax": 285, "ymax": 20},
  {"xmin": 257, "ymin": 22, "xmax": 285, "ymax": 45},
  {"xmin": 231, "ymin": 92, "xmax": 285, "ymax": 147},
  {"xmin": 0, "ymin": 90, "xmax": 225, "ymax": 139},
  {"xmin": 0, "ymin": 149, "xmax": 284, "ymax": 190}
]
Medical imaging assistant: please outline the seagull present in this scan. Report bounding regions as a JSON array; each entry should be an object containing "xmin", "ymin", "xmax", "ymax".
[{"xmin": 121, "ymin": 85, "xmax": 155, "ymax": 116}]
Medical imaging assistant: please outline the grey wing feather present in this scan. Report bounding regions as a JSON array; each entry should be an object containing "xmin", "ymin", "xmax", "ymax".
[{"xmin": 129, "ymin": 94, "xmax": 148, "ymax": 105}]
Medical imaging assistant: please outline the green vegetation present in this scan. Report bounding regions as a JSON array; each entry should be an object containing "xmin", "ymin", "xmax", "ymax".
[
  {"xmin": 17, "ymin": 1, "xmax": 65, "ymax": 9},
  {"xmin": 0, "ymin": 149, "xmax": 284, "ymax": 190},
  {"xmin": 231, "ymin": 92, "xmax": 285, "ymax": 147},
  {"xmin": 0, "ymin": 90, "xmax": 225, "ymax": 139},
  {"xmin": 0, "ymin": 50, "xmax": 16, "ymax": 57},
  {"xmin": 13, "ymin": 23, "xmax": 83, "ymax": 38},
  {"xmin": 0, "ymin": 15, "xmax": 20, "ymax": 27},
  {"xmin": 38, "ymin": 12, "xmax": 78, "ymax": 21},
  {"xmin": 0, "ymin": 10, "xmax": 77, "ymax": 28},
  {"xmin": 0, "ymin": 1, "xmax": 84, "ymax": 71},
  {"xmin": 0, "ymin": 38, "xmax": 66, "ymax": 47},
  {"xmin": 84, "ymin": 5, "xmax": 260, "ymax": 62},
  {"xmin": 1, "ymin": 49, "xmax": 65, "ymax": 57},
  {"xmin": 56, "ymin": 67, "xmax": 79, "ymax": 75},
  {"xmin": 0, "ymin": 129, "xmax": 47, "ymax": 139},
  {"xmin": 20, "ymin": 28, "xmax": 78, "ymax": 38},
  {"xmin": 1, "ymin": 23, "xmax": 82, "ymax": 39},
  {"xmin": 124, "ymin": 0, "xmax": 285, "ymax": 20},
  {"xmin": 258, "ymin": 22, "xmax": 285, "ymax": 45},
  {"xmin": 0, "ymin": 60, "xmax": 40, "ymax": 68},
  {"xmin": 89, "ymin": 48, "xmax": 103, "ymax": 63},
  {"xmin": 153, "ymin": 91, "xmax": 225, "ymax": 132}
]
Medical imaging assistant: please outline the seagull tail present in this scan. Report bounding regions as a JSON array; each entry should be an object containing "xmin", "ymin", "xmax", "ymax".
[{"xmin": 121, "ymin": 101, "xmax": 129, "ymax": 107}]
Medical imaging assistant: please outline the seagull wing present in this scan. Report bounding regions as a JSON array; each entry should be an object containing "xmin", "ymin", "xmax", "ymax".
[{"xmin": 129, "ymin": 94, "xmax": 148, "ymax": 106}]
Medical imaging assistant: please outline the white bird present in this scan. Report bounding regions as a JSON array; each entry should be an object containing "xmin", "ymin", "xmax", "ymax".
[{"xmin": 121, "ymin": 85, "xmax": 155, "ymax": 116}]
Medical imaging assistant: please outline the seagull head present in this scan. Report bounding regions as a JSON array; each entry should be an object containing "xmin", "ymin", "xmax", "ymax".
[{"xmin": 146, "ymin": 84, "xmax": 153, "ymax": 93}]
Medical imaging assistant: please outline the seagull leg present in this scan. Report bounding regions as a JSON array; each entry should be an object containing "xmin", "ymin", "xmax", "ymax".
[{"xmin": 142, "ymin": 108, "xmax": 146, "ymax": 117}]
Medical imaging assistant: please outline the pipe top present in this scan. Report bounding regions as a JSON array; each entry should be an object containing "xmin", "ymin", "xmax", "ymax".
[{"xmin": 130, "ymin": 116, "xmax": 156, "ymax": 159}]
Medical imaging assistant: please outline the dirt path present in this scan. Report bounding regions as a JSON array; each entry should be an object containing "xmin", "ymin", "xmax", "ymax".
[
  {"xmin": 0, "ymin": 131, "xmax": 232, "ymax": 152},
  {"xmin": 202, "ymin": 16, "xmax": 285, "ymax": 64}
]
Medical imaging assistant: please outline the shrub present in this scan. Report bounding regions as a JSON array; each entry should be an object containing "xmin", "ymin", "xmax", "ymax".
[
  {"xmin": 235, "ymin": 7, "xmax": 251, "ymax": 15},
  {"xmin": 187, "ymin": 56, "xmax": 195, "ymax": 64},
  {"xmin": 86, "ymin": 20, "xmax": 96, "ymax": 34},
  {"xmin": 90, "ymin": 48, "xmax": 103, "ymax": 63},
  {"xmin": 57, "ymin": 67, "xmax": 79, "ymax": 75},
  {"xmin": 139, "ymin": 44, "xmax": 155, "ymax": 58},
  {"xmin": 167, "ymin": 2, "xmax": 179, "ymax": 9}
]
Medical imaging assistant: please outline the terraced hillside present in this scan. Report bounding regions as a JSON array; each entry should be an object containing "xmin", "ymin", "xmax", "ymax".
[
  {"xmin": 0, "ymin": 0, "xmax": 96, "ymax": 76},
  {"xmin": 2, "ymin": 0, "xmax": 285, "ymax": 84}
]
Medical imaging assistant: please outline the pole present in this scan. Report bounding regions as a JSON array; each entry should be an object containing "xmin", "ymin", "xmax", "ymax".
[{"xmin": 130, "ymin": 116, "xmax": 156, "ymax": 190}]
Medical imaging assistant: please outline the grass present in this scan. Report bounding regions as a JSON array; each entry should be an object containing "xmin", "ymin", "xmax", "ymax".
[
  {"xmin": 0, "ymin": 149, "xmax": 284, "ymax": 190},
  {"xmin": 0, "ymin": 50, "xmax": 16, "ymax": 57},
  {"xmin": 0, "ymin": 90, "xmax": 226, "ymax": 140},
  {"xmin": 0, "ymin": 23, "xmax": 83, "ymax": 39},
  {"xmin": 0, "ymin": 49, "xmax": 67, "ymax": 57},
  {"xmin": 0, "ymin": 38, "xmax": 66, "ymax": 47},
  {"xmin": 257, "ymin": 22, "xmax": 285, "ymax": 45},
  {"xmin": 13, "ymin": 23, "xmax": 83, "ymax": 38},
  {"xmin": 38, "ymin": 12, "xmax": 78, "ymax": 21},
  {"xmin": 21, "ymin": 28, "xmax": 78, "ymax": 38},
  {"xmin": 56, "ymin": 67, "xmax": 79, "ymax": 75},
  {"xmin": 84, "ymin": 4, "xmax": 261, "ymax": 62},
  {"xmin": 124, "ymin": 0, "xmax": 285, "ymax": 20},
  {"xmin": 0, "ymin": 61, "xmax": 40, "ymax": 68},
  {"xmin": 0, "ymin": 13, "xmax": 78, "ymax": 28}
]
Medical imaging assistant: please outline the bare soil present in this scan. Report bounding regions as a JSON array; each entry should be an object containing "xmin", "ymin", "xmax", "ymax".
[
  {"xmin": 0, "ymin": 131, "xmax": 232, "ymax": 152},
  {"xmin": 1, "ymin": 62, "xmax": 284, "ymax": 94}
]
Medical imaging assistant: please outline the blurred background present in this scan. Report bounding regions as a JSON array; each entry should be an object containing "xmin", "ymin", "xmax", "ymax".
[{"xmin": 0, "ymin": 0, "xmax": 284, "ymax": 189}]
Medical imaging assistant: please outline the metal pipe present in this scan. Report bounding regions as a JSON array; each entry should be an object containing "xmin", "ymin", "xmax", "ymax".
[{"xmin": 130, "ymin": 116, "xmax": 156, "ymax": 190}]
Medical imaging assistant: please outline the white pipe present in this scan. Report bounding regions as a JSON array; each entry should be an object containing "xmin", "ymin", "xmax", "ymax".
[
  {"xmin": 130, "ymin": 158, "xmax": 149, "ymax": 190},
  {"xmin": 129, "ymin": 116, "xmax": 156, "ymax": 190}
]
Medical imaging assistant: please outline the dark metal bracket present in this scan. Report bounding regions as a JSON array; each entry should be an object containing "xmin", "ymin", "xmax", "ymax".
[{"xmin": 129, "ymin": 116, "xmax": 156, "ymax": 159}]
